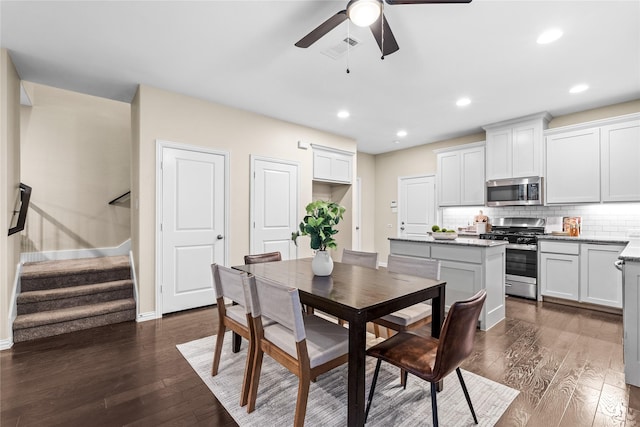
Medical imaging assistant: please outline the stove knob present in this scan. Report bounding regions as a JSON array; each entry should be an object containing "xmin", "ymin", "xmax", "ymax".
[{"xmin": 503, "ymin": 237, "xmax": 509, "ymax": 241}]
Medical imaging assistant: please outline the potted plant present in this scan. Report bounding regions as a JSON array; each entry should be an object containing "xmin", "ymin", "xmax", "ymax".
[{"xmin": 291, "ymin": 200, "xmax": 346, "ymax": 276}]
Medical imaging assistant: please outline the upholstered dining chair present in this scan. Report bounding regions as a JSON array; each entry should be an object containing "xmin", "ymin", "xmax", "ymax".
[
  {"xmin": 372, "ymin": 254, "xmax": 440, "ymax": 339},
  {"xmin": 210, "ymin": 263, "xmax": 257, "ymax": 407},
  {"xmin": 341, "ymin": 248, "xmax": 378, "ymax": 269},
  {"xmin": 244, "ymin": 251, "xmax": 282, "ymax": 264},
  {"xmin": 243, "ymin": 274, "xmax": 350, "ymax": 427},
  {"xmin": 365, "ymin": 290, "xmax": 487, "ymax": 427}
]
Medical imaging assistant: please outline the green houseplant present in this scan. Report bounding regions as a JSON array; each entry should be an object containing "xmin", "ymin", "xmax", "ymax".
[{"xmin": 291, "ymin": 200, "xmax": 346, "ymax": 275}]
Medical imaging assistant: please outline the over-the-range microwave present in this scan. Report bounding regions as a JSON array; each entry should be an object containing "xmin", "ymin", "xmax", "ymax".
[{"xmin": 486, "ymin": 176, "xmax": 543, "ymax": 207}]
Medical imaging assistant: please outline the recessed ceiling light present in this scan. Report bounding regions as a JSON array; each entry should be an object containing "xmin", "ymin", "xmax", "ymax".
[
  {"xmin": 456, "ymin": 97, "xmax": 471, "ymax": 107},
  {"xmin": 396, "ymin": 130, "xmax": 407, "ymax": 137},
  {"xmin": 537, "ymin": 28, "xmax": 563, "ymax": 44},
  {"xmin": 393, "ymin": 140, "xmax": 400, "ymax": 144},
  {"xmin": 569, "ymin": 84, "xmax": 589, "ymax": 94},
  {"xmin": 337, "ymin": 110, "xmax": 350, "ymax": 119}
]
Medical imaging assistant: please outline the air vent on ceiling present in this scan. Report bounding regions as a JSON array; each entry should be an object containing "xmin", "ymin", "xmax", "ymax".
[{"xmin": 321, "ymin": 37, "xmax": 361, "ymax": 60}]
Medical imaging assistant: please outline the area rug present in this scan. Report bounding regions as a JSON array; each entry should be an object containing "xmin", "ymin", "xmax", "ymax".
[{"xmin": 177, "ymin": 333, "xmax": 518, "ymax": 426}]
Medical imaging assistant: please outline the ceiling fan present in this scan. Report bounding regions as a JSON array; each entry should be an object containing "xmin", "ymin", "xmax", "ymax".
[{"xmin": 295, "ymin": 0, "xmax": 472, "ymax": 57}]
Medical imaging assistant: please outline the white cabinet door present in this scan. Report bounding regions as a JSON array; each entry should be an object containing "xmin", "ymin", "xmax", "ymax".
[
  {"xmin": 546, "ymin": 128, "xmax": 600, "ymax": 204},
  {"xmin": 437, "ymin": 144, "xmax": 484, "ymax": 206},
  {"xmin": 601, "ymin": 119, "xmax": 640, "ymax": 202},
  {"xmin": 486, "ymin": 129, "xmax": 512, "ymax": 180},
  {"xmin": 437, "ymin": 151, "xmax": 461, "ymax": 206},
  {"xmin": 460, "ymin": 147, "xmax": 485, "ymax": 205},
  {"xmin": 579, "ymin": 244, "xmax": 624, "ymax": 308},
  {"xmin": 624, "ymin": 261, "xmax": 640, "ymax": 387},
  {"xmin": 312, "ymin": 146, "xmax": 353, "ymax": 184},
  {"xmin": 512, "ymin": 122, "xmax": 541, "ymax": 178},
  {"xmin": 540, "ymin": 252, "xmax": 580, "ymax": 300}
]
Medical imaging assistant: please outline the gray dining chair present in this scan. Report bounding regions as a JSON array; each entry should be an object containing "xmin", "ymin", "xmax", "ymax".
[
  {"xmin": 210, "ymin": 264, "xmax": 255, "ymax": 407},
  {"xmin": 243, "ymin": 274, "xmax": 350, "ymax": 427},
  {"xmin": 341, "ymin": 248, "xmax": 378, "ymax": 269},
  {"xmin": 373, "ymin": 254, "xmax": 440, "ymax": 334}
]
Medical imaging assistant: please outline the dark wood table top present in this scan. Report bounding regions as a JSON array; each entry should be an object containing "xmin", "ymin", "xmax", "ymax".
[{"xmin": 234, "ymin": 258, "xmax": 445, "ymax": 320}]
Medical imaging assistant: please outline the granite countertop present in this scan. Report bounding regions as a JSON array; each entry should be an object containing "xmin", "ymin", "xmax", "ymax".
[
  {"xmin": 620, "ymin": 245, "xmax": 640, "ymax": 262},
  {"xmin": 389, "ymin": 236, "xmax": 508, "ymax": 248},
  {"xmin": 537, "ymin": 235, "xmax": 630, "ymax": 245}
]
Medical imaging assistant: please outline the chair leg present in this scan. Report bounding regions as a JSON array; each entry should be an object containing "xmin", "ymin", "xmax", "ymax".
[
  {"xmin": 373, "ymin": 323, "xmax": 381, "ymax": 338},
  {"xmin": 294, "ymin": 374, "xmax": 311, "ymax": 427},
  {"xmin": 211, "ymin": 324, "xmax": 226, "ymax": 376},
  {"xmin": 365, "ymin": 359, "xmax": 382, "ymax": 423},
  {"xmin": 430, "ymin": 382, "xmax": 439, "ymax": 427},
  {"xmin": 246, "ymin": 348, "xmax": 264, "ymax": 413},
  {"xmin": 456, "ymin": 367, "xmax": 478, "ymax": 424},
  {"xmin": 240, "ymin": 337, "xmax": 255, "ymax": 407},
  {"xmin": 400, "ymin": 369, "xmax": 408, "ymax": 389},
  {"xmin": 386, "ymin": 327, "xmax": 392, "ymax": 338}
]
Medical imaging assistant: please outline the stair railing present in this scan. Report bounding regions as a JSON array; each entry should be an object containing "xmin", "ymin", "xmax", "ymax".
[{"xmin": 8, "ymin": 183, "xmax": 32, "ymax": 236}]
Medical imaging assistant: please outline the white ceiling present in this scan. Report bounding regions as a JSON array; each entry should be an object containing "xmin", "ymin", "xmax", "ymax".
[{"xmin": 2, "ymin": 0, "xmax": 639, "ymax": 154}]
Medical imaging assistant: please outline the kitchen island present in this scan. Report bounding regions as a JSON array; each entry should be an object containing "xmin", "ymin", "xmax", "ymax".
[{"xmin": 389, "ymin": 236, "xmax": 508, "ymax": 330}]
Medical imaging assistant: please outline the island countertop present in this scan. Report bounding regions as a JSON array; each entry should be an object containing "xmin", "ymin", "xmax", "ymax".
[{"xmin": 389, "ymin": 236, "xmax": 509, "ymax": 248}]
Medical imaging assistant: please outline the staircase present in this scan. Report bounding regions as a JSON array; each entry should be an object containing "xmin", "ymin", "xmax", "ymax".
[{"xmin": 13, "ymin": 255, "xmax": 136, "ymax": 343}]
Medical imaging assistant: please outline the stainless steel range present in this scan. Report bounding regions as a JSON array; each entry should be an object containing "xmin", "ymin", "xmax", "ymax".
[{"xmin": 479, "ymin": 217, "xmax": 545, "ymax": 300}]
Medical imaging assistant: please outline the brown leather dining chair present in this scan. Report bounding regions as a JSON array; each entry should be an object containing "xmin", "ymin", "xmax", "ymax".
[
  {"xmin": 364, "ymin": 290, "xmax": 487, "ymax": 427},
  {"xmin": 244, "ymin": 251, "xmax": 282, "ymax": 264}
]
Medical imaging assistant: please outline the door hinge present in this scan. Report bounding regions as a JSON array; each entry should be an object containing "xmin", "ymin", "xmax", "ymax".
[
  {"xmin": 160, "ymin": 285, "xmax": 163, "ymax": 294},
  {"xmin": 160, "ymin": 161, "xmax": 163, "ymax": 170},
  {"xmin": 160, "ymin": 223, "xmax": 163, "ymax": 231}
]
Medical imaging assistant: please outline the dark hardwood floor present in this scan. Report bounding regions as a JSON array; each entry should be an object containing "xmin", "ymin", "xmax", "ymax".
[{"xmin": 1, "ymin": 297, "xmax": 637, "ymax": 426}]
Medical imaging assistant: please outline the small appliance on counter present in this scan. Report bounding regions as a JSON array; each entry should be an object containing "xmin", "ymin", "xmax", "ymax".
[
  {"xmin": 474, "ymin": 210, "xmax": 489, "ymax": 234},
  {"xmin": 563, "ymin": 217, "xmax": 582, "ymax": 237}
]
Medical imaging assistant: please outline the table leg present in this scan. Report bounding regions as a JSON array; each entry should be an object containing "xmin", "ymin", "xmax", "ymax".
[
  {"xmin": 432, "ymin": 286, "xmax": 446, "ymax": 392},
  {"xmin": 232, "ymin": 331, "xmax": 241, "ymax": 353},
  {"xmin": 347, "ymin": 312, "xmax": 367, "ymax": 427}
]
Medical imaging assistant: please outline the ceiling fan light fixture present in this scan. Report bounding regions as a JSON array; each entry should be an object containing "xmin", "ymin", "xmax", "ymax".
[{"xmin": 347, "ymin": 0, "xmax": 382, "ymax": 27}]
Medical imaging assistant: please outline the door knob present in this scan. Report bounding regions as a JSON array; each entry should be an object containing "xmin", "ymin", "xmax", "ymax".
[{"xmin": 217, "ymin": 234, "xmax": 224, "ymax": 240}]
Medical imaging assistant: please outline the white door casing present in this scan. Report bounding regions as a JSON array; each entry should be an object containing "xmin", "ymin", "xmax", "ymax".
[
  {"xmin": 157, "ymin": 141, "xmax": 227, "ymax": 315},
  {"xmin": 398, "ymin": 175, "xmax": 436, "ymax": 238},
  {"xmin": 250, "ymin": 156, "xmax": 298, "ymax": 260},
  {"xmin": 354, "ymin": 177, "xmax": 362, "ymax": 250}
]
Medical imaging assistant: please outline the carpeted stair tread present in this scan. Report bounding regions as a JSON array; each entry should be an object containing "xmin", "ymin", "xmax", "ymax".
[
  {"xmin": 21, "ymin": 255, "xmax": 131, "ymax": 291},
  {"xmin": 13, "ymin": 298, "xmax": 136, "ymax": 330},
  {"xmin": 21, "ymin": 255, "xmax": 130, "ymax": 279},
  {"xmin": 17, "ymin": 279, "xmax": 133, "ymax": 304}
]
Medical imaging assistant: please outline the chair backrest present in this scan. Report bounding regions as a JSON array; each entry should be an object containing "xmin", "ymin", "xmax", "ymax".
[
  {"xmin": 244, "ymin": 251, "xmax": 282, "ymax": 264},
  {"xmin": 247, "ymin": 275, "xmax": 306, "ymax": 343},
  {"xmin": 342, "ymin": 249, "xmax": 378, "ymax": 269},
  {"xmin": 211, "ymin": 264, "xmax": 251, "ymax": 314},
  {"xmin": 432, "ymin": 290, "xmax": 486, "ymax": 381},
  {"xmin": 387, "ymin": 254, "xmax": 441, "ymax": 280}
]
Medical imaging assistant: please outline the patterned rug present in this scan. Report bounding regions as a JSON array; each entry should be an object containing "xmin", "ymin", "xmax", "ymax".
[{"xmin": 177, "ymin": 332, "xmax": 518, "ymax": 426}]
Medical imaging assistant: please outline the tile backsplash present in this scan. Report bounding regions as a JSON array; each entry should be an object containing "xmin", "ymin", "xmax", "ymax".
[{"xmin": 441, "ymin": 203, "xmax": 640, "ymax": 238}]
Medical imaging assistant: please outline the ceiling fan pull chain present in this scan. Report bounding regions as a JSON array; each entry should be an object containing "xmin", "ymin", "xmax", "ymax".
[{"xmin": 346, "ymin": 20, "xmax": 351, "ymax": 73}]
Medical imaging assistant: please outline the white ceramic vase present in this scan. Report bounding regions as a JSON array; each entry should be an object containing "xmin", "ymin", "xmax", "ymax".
[{"xmin": 311, "ymin": 250, "xmax": 334, "ymax": 276}]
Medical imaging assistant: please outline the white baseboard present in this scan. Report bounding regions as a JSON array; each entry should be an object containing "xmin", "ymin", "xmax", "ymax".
[
  {"xmin": 378, "ymin": 262, "xmax": 388, "ymax": 268},
  {"xmin": 0, "ymin": 338, "xmax": 13, "ymax": 351},
  {"xmin": 21, "ymin": 239, "xmax": 132, "ymax": 263},
  {"xmin": 136, "ymin": 311, "xmax": 159, "ymax": 322}
]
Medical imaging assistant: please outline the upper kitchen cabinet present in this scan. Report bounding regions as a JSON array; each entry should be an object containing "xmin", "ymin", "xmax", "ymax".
[
  {"xmin": 311, "ymin": 145, "xmax": 354, "ymax": 184},
  {"xmin": 545, "ymin": 113, "xmax": 640, "ymax": 204},
  {"xmin": 483, "ymin": 112, "xmax": 552, "ymax": 180},
  {"xmin": 436, "ymin": 142, "xmax": 485, "ymax": 206},
  {"xmin": 601, "ymin": 118, "xmax": 640, "ymax": 202}
]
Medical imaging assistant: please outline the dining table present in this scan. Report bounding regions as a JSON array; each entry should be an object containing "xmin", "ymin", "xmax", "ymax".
[{"xmin": 233, "ymin": 257, "xmax": 446, "ymax": 427}]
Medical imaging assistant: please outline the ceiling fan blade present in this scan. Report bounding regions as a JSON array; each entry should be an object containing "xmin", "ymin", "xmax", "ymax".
[
  {"xmin": 295, "ymin": 10, "xmax": 348, "ymax": 48},
  {"xmin": 370, "ymin": 14, "xmax": 399, "ymax": 56},
  {"xmin": 385, "ymin": 0, "xmax": 471, "ymax": 4}
]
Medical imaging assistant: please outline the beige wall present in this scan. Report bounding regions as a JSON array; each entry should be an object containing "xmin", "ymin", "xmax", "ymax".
[
  {"xmin": 356, "ymin": 152, "xmax": 376, "ymax": 252},
  {"xmin": 549, "ymin": 99, "xmax": 640, "ymax": 128},
  {"xmin": 132, "ymin": 85, "xmax": 357, "ymax": 315},
  {"xmin": 1, "ymin": 49, "xmax": 21, "ymax": 343},
  {"xmin": 20, "ymin": 82, "xmax": 131, "ymax": 253}
]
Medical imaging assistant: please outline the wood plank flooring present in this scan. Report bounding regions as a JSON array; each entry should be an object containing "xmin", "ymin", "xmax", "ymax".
[{"xmin": 1, "ymin": 297, "xmax": 638, "ymax": 426}]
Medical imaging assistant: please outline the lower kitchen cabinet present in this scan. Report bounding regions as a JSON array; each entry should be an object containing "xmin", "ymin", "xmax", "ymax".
[
  {"xmin": 539, "ymin": 239, "xmax": 625, "ymax": 309},
  {"xmin": 580, "ymin": 243, "xmax": 625, "ymax": 308},
  {"xmin": 623, "ymin": 259, "xmax": 640, "ymax": 387},
  {"xmin": 540, "ymin": 251, "xmax": 580, "ymax": 301}
]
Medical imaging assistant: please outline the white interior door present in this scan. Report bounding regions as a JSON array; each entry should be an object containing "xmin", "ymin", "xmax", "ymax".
[
  {"xmin": 251, "ymin": 156, "xmax": 298, "ymax": 259},
  {"xmin": 398, "ymin": 175, "xmax": 436, "ymax": 238},
  {"xmin": 160, "ymin": 145, "xmax": 226, "ymax": 314}
]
